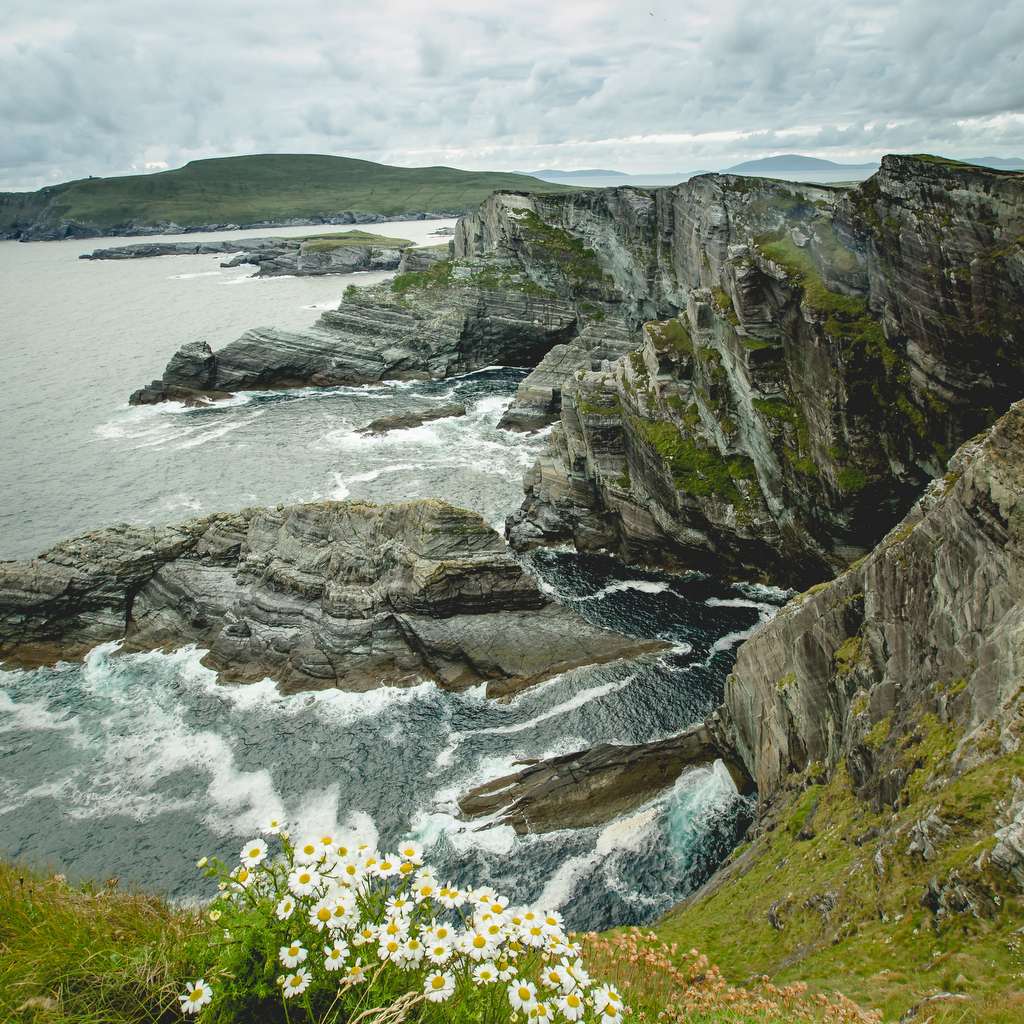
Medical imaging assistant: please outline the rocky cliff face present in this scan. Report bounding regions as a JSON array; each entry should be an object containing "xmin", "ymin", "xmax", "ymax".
[
  {"xmin": 656, "ymin": 402, "xmax": 1024, "ymax": 1015},
  {"xmin": 477, "ymin": 157, "xmax": 1023, "ymax": 587},
  {"xmin": 725, "ymin": 398, "xmax": 1024, "ymax": 805},
  {"xmin": 0, "ymin": 499, "xmax": 655, "ymax": 695}
]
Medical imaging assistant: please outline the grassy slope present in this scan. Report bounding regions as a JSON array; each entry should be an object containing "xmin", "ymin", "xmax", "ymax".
[
  {"xmin": 655, "ymin": 723, "xmax": 1024, "ymax": 1024},
  {"xmin": 0, "ymin": 154, "xmax": 577, "ymax": 234}
]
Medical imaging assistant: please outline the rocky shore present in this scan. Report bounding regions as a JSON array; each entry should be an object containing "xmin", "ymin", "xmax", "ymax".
[
  {"xmin": 458, "ymin": 721, "xmax": 752, "ymax": 834},
  {"xmin": 0, "ymin": 499, "xmax": 660, "ymax": 695},
  {"xmin": 80, "ymin": 234, "xmax": 426, "ymax": 278}
]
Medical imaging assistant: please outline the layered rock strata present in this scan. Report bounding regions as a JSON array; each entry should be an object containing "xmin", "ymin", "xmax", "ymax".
[
  {"xmin": 0, "ymin": 500, "xmax": 657, "ymax": 695},
  {"xmin": 82, "ymin": 237, "xmax": 410, "ymax": 277},
  {"xmin": 458, "ymin": 722, "xmax": 752, "ymax": 834}
]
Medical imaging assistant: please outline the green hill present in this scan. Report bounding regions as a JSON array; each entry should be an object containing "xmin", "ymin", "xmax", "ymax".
[{"xmin": 0, "ymin": 154, "xmax": 578, "ymax": 240}]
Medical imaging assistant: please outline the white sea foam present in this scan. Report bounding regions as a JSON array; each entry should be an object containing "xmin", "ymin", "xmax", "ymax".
[
  {"xmin": 577, "ymin": 579, "xmax": 673, "ymax": 601},
  {"xmin": 0, "ymin": 690, "xmax": 81, "ymax": 737}
]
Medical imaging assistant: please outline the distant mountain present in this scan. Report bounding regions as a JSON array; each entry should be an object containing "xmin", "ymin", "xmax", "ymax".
[
  {"xmin": 725, "ymin": 154, "xmax": 879, "ymax": 173},
  {"xmin": 1, "ymin": 154, "xmax": 578, "ymax": 241},
  {"xmin": 964, "ymin": 156, "xmax": 1024, "ymax": 171},
  {"xmin": 528, "ymin": 169, "xmax": 629, "ymax": 179}
]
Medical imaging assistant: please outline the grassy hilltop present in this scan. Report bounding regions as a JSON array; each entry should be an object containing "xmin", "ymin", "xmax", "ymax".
[{"xmin": 0, "ymin": 154, "xmax": 577, "ymax": 239}]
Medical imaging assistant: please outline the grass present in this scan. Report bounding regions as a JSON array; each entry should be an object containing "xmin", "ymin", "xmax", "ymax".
[
  {"xmin": 656, "ymin": 732, "xmax": 1024, "ymax": 1024},
  {"xmin": 298, "ymin": 230, "xmax": 414, "ymax": 252},
  {"xmin": 1, "ymin": 154, "xmax": 577, "ymax": 235},
  {"xmin": 0, "ymin": 862, "xmax": 206, "ymax": 1022}
]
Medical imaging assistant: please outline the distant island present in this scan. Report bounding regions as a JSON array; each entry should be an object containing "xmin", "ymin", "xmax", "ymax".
[
  {"xmin": 724, "ymin": 154, "xmax": 880, "ymax": 173},
  {"xmin": 0, "ymin": 154, "xmax": 576, "ymax": 242}
]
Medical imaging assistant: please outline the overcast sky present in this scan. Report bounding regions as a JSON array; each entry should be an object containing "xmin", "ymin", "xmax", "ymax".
[{"xmin": 2, "ymin": 0, "xmax": 1023, "ymax": 190}]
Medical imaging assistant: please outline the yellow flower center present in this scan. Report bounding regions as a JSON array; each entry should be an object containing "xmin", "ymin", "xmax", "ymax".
[
  {"xmin": 288, "ymin": 976, "xmax": 300, "ymax": 988},
  {"xmin": 518, "ymin": 987, "xmax": 532, "ymax": 1000},
  {"xmin": 302, "ymin": 845, "xmax": 315, "ymax": 856},
  {"xmin": 189, "ymin": 988, "xmax": 203, "ymax": 1001},
  {"xmin": 298, "ymin": 873, "xmax": 310, "ymax": 884},
  {"xmin": 289, "ymin": 946, "xmax": 299, "ymax": 956},
  {"xmin": 320, "ymin": 836, "xmax": 332, "ymax": 845},
  {"xmin": 491, "ymin": 903, "xmax": 503, "ymax": 913},
  {"xmin": 249, "ymin": 847, "xmax": 261, "ymax": 858},
  {"xmin": 607, "ymin": 1007, "xmax": 618, "ymax": 1018},
  {"xmin": 568, "ymin": 995, "xmax": 581, "ymax": 1007},
  {"xmin": 431, "ymin": 976, "xmax": 446, "ymax": 989},
  {"xmin": 237, "ymin": 868, "xmax": 249, "ymax": 881},
  {"xmin": 399, "ymin": 862, "xmax": 414, "ymax": 874},
  {"xmin": 473, "ymin": 935, "xmax": 486, "ymax": 948},
  {"xmin": 317, "ymin": 908, "xmax": 331, "ymax": 922}
]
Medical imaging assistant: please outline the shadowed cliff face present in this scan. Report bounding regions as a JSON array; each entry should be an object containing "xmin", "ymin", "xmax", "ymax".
[
  {"xmin": 476, "ymin": 157, "xmax": 1023, "ymax": 587},
  {"xmin": 0, "ymin": 499, "xmax": 657, "ymax": 695}
]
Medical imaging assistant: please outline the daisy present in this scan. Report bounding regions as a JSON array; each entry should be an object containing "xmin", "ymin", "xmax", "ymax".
[
  {"xmin": 353, "ymin": 924, "xmax": 378, "ymax": 947},
  {"xmin": 179, "ymin": 979, "xmax": 213, "ymax": 1015},
  {"xmin": 288, "ymin": 866, "xmax": 321, "ymax": 897},
  {"xmin": 337, "ymin": 859, "xmax": 363, "ymax": 884},
  {"xmin": 295, "ymin": 837, "xmax": 322, "ymax": 864},
  {"xmin": 426, "ymin": 941, "xmax": 452, "ymax": 965},
  {"xmin": 398, "ymin": 860, "xmax": 417, "ymax": 878},
  {"xmin": 413, "ymin": 878, "xmax": 438, "ymax": 901},
  {"xmin": 262, "ymin": 817, "xmax": 285, "ymax": 835},
  {"xmin": 565, "ymin": 958, "xmax": 591, "ymax": 989},
  {"xmin": 463, "ymin": 930, "xmax": 494, "ymax": 961},
  {"xmin": 324, "ymin": 939, "xmax": 349, "ymax": 971},
  {"xmin": 437, "ymin": 885, "xmax": 465, "ymax": 909},
  {"xmin": 558, "ymin": 992, "xmax": 587, "ymax": 1021},
  {"xmin": 426, "ymin": 921, "xmax": 454, "ymax": 944},
  {"xmin": 497, "ymin": 959, "xmax": 518, "ymax": 981},
  {"xmin": 474, "ymin": 962, "xmax": 499, "ymax": 984},
  {"xmin": 343, "ymin": 959, "xmax": 367, "ymax": 985},
  {"xmin": 239, "ymin": 837, "xmax": 267, "ymax": 867},
  {"xmin": 309, "ymin": 898, "xmax": 335, "ymax": 931},
  {"xmin": 275, "ymin": 896, "xmax": 295, "ymax": 921},
  {"xmin": 533, "ymin": 1001, "xmax": 554, "ymax": 1021},
  {"xmin": 398, "ymin": 840, "xmax": 423, "ymax": 864},
  {"xmin": 522, "ymin": 922, "xmax": 547, "ymax": 947},
  {"xmin": 424, "ymin": 971, "xmax": 455, "ymax": 1002},
  {"xmin": 231, "ymin": 866, "xmax": 254, "ymax": 889},
  {"xmin": 541, "ymin": 964, "xmax": 571, "ymax": 991},
  {"xmin": 376, "ymin": 855, "xmax": 399, "ymax": 878},
  {"xmin": 402, "ymin": 936, "xmax": 425, "ymax": 966},
  {"xmin": 279, "ymin": 941, "xmax": 307, "ymax": 968},
  {"xmin": 381, "ymin": 917, "xmax": 409, "ymax": 940},
  {"xmin": 508, "ymin": 979, "xmax": 538, "ymax": 1012},
  {"xmin": 486, "ymin": 895, "xmax": 510, "ymax": 916},
  {"xmin": 592, "ymin": 984, "xmax": 622, "ymax": 1014},
  {"xmin": 378, "ymin": 936, "xmax": 404, "ymax": 962},
  {"xmin": 386, "ymin": 894, "xmax": 414, "ymax": 916},
  {"xmin": 281, "ymin": 969, "xmax": 311, "ymax": 999}
]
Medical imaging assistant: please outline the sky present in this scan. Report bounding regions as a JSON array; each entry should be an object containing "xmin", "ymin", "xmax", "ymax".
[{"xmin": 2, "ymin": 0, "xmax": 1023, "ymax": 190}]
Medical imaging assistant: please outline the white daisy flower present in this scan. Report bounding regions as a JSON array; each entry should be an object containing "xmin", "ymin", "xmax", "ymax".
[
  {"xmin": 474, "ymin": 961, "xmax": 499, "ymax": 984},
  {"xmin": 376, "ymin": 854, "xmax": 401, "ymax": 878},
  {"xmin": 353, "ymin": 924, "xmax": 378, "ymax": 947},
  {"xmin": 508, "ymin": 979, "xmax": 538, "ymax": 1012},
  {"xmin": 378, "ymin": 936, "xmax": 404, "ymax": 962},
  {"xmin": 437, "ymin": 885, "xmax": 465, "ymax": 909},
  {"xmin": 343, "ymin": 959, "xmax": 367, "ymax": 985},
  {"xmin": 179, "ymin": 979, "xmax": 213, "ymax": 1015},
  {"xmin": 426, "ymin": 941, "xmax": 452, "ymax": 966},
  {"xmin": 592, "ymin": 984, "xmax": 622, "ymax": 1014},
  {"xmin": 275, "ymin": 896, "xmax": 295, "ymax": 921},
  {"xmin": 386, "ymin": 894, "xmax": 414, "ymax": 916},
  {"xmin": 557, "ymin": 991, "xmax": 586, "ymax": 1021},
  {"xmin": 240, "ymin": 838, "xmax": 268, "ymax": 868},
  {"xmin": 426, "ymin": 921, "xmax": 454, "ymax": 944},
  {"xmin": 309, "ymin": 898, "xmax": 335, "ymax": 931},
  {"xmin": 281, "ymin": 968, "xmax": 311, "ymax": 999},
  {"xmin": 324, "ymin": 939, "xmax": 349, "ymax": 971},
  {"xmin": 541, "ymin": 964, "xmax": 571, "ymax": 991},
  {"xmin": 397, "ymin": 840, "xmax": 423, "ymax": 864},
  {"xmin": 486, "ymin": 895, "xmax": 510, "ymax": 916},
  {"xmin": 279, "ymin": 941, "xmax": 307, "ymax": 968},
  {"xmin": 497, "ymin": 959, "xmax": 518, "ymax": 982},
  {"xmin": 288, "ymin": 866, "xmax": 321, "ymax": 897},
  {"xmin": 413, "ymin": 878, "xmax": 438, "ymax": 902},
  {"xmin": 542, "ymin": 909, "xmax": 564, "ymax": 931},
  {"xmin": 294, "ymin": 838, "xmax": 322, "ymax": 864},
  {"xmin": 231, "ymin": 866, "xmax": 254, "ymax": 889},
  {"xmin": 424, "ymin": 971, "xmax": 455, "ymax": 1002},
  {"xmin": 262, "ymin": 817, "xmax": 285, "ymax": 835},
  {"xmin": 381, "ymin": 917, "xmax": 409, "ymax": 941},
  {"xmin": 462, "ymin": 930, "xmax": 494, "ymax": 961},
  {"xmin": 565, "ymin": 958, "xmax": 591, "ymax": 989},
  {"xmin": 402, "ymin": 936, "xmax": 425, "ymax": 966},
  {"xmin": 534, "ymin": 1001, "xmax": 554, "ymax": 1021}
]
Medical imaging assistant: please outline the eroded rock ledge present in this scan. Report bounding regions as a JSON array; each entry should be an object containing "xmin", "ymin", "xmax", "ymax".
[
  {"xmin": 459, "ymin": 721, "xmax": 752, "ymax": 834},
  {"xmin": 0, "ymin": 499, "xmax": 659, "ymax": 695}
]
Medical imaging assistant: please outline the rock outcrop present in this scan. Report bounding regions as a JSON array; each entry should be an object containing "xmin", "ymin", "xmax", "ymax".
[
  {"xmin": 724, "ymin": 398, "xmax": 1024, "ymax": 804},
  {"xmin": 494, "ymin": 157, "xmax": 1024, "ymax": 587},
  {"xmin": 0, "ymin": 500, "xmax": 657, "ymax": 695},
  {"xmin": 127, "ymin": 156, "xmax": 1022, "ymax": 586},
  {"xmin": 129, "ymin": 260, "xmax": 580, "ymax": 402},
  {"xmin": 357, "ymin": 404, "xmax": 466, "ymax": 435},
  {"xmin": 82, "ymin": 236, "xmax": 413, "ymax": 277},
  {"xmin": 458, "ymin": 722, "xmax": 752, "ymax": 834}
]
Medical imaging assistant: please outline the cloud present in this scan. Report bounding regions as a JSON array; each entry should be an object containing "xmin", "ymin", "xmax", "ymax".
[{"xmin": 1, "ymin": 0, "xmax": 1022, "ymax": 189}]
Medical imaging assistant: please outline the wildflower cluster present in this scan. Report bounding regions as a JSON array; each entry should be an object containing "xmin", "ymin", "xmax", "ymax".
[
  {"xmin": 582, "ymin": 930, "xmax": 879, "ymax": 1024},
  {"xmin": 178, "ymin": 824, "xmax": 626, "ymax": 1023}
]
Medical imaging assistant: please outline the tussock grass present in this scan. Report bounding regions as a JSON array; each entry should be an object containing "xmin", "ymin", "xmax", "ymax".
[{"xmin": 0, "ymin": 862, "xmax": 205, "ymax": 1023}]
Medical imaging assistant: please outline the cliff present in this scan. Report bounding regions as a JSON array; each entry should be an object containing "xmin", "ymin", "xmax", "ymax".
[
  {"xmin": 653, "ymin": 400, "xmax": 1024, "ymax": 1020},
  {"xmin": 0, "ymin": 499, "xmax": 656, "ymax": 695},
  {"xmin": 492, "ymin": 156, "xmax": 1024, "ymax": 587}
]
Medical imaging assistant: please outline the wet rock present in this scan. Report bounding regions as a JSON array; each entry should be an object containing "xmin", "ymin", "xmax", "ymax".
[
  {"xmin": 357, "ymin": 404, "xmax": 466, "ymax": 435},
  {"xmin": 457, "ymin": 724, "xmax": 752, "ymax": 834},
  {"xmin": 0, "ymin": 500, "xmax": 654, "ymax": 696}
]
